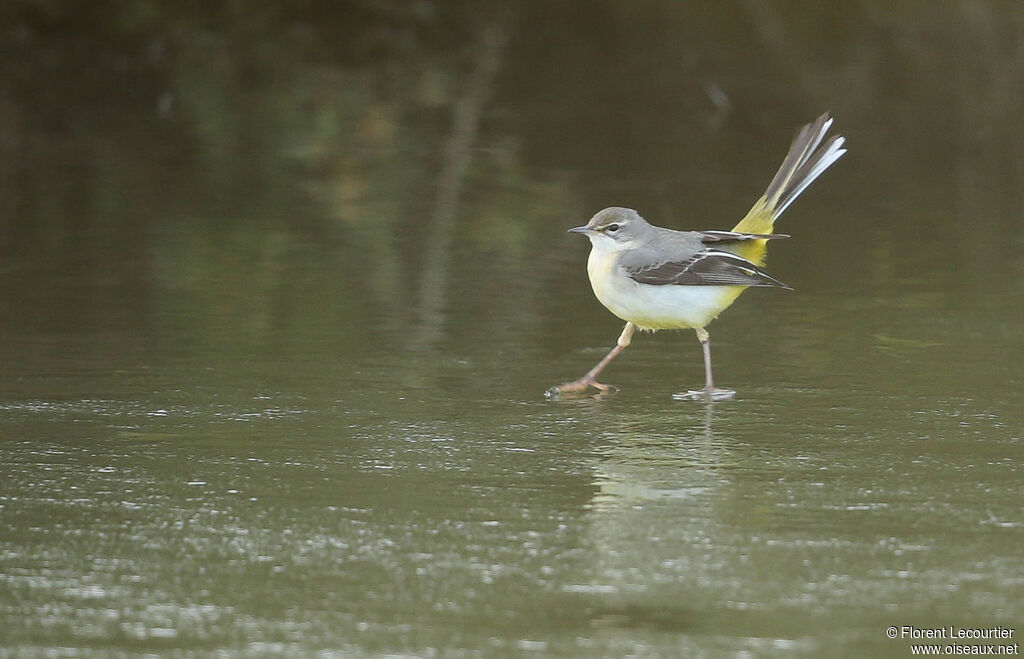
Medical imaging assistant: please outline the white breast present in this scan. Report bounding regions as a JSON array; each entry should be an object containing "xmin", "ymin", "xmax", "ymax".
[{"xmin": 586, "ymin": 247, "xmax": 743, "ymax": 330}]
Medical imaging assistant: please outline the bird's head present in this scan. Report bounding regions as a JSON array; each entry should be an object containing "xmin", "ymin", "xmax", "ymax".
[{"xmin": 568, "ymin": 207, "xmax": 650, "ymax": 251}]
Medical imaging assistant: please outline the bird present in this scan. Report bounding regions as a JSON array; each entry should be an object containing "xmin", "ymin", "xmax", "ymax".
[{"xmin": 548, "ymin": 113, "xmax": 846, "ymax": 400}]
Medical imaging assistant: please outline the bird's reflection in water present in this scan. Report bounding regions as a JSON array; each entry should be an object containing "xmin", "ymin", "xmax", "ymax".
[
  {"xmin": 570, "ymin": 402, "xmax": 755, "ymax": 633},
  {"xmin": 589, "ymin": 402, "xmax": 734, "ymax": 511}
]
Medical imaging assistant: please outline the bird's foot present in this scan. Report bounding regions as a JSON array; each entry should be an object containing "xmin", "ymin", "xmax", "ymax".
[
  {"xmin": 673, "ymin": 386, "xmax": 736, "ymax": 402},
  {"xmin": 545, "ymin": 377, "xmax": 616, "ymax": 400}
]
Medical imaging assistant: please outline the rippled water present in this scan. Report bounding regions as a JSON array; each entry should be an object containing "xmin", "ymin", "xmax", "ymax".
[{"xmin": 3, "ymin": 287, "xmax": 1022, "ymax": 655}]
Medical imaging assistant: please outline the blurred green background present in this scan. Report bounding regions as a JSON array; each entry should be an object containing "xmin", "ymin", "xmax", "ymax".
[{"xmin": 3, "ymin": 1, "xmax": 1022, "ymax": 363}]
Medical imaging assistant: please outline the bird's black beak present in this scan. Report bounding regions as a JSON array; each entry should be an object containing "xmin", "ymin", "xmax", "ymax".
[{"xmin": 567, "ymin": 226, "xmax": 591, "ymax": 234}]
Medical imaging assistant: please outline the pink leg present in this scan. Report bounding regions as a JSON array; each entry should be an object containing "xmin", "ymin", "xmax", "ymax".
[
  {"xmin": 547, "ymin": 322, "xmax": 635, "ymax": 398},
  {"xmin": 673, "ymin": 328, "xmax": 736, "ymax": 401}
]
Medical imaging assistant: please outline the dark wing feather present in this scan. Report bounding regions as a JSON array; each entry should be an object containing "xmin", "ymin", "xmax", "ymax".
[
  {"xmin": 625, "ymin": 249, "xmax": 791, "ymax": 289},
  {"xmin": 699, "ymin": 230, "xmax": 790, "ymax": 243}
]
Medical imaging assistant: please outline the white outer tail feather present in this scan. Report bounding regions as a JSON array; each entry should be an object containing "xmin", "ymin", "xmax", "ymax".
[{"xmin": 774, "ymin": 136, "xmax": 847, "ymax": 219}]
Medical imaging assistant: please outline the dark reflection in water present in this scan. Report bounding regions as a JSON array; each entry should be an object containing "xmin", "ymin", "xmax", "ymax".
[{"xmin": 1, "ymin": 2, "xmax": 1023, "ymax": 656}]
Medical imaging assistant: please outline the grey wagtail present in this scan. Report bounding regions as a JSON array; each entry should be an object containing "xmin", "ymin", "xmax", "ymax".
[{"xmin": 548, "ymin": 113, "xmax": 846, "ymax": 400}]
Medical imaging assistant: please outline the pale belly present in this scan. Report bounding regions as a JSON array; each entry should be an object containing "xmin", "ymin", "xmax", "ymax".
[{"xmin": 587, "ymin": 250, "xmax": 745, "ymax": 330}]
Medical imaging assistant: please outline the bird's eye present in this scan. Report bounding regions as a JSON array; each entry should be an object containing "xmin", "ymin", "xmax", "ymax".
[{"xmin": 606, "ymin": 224, "xmax": 620, "ymax": 233}]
